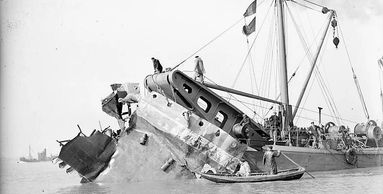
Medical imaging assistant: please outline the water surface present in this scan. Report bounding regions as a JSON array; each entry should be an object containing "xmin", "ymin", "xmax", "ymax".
[{"xmin": 1, "ymin": 158, "xmax": 382, "ymax": 194}]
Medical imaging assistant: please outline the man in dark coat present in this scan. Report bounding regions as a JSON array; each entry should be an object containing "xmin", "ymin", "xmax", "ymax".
[
  {"xmin": 194, "ymin": 56, "xmax": 205, "ymax": 83},
  {"xmin": 151, "ymin": 57, "xmax": 163, "ymax": 73},
  {"xmin": 263, "ymin": 145, "xmax": 281, "ymax": 175}
]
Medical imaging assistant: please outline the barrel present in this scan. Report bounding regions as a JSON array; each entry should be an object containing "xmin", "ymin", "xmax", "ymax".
[{"xmin": 140, "ymin": 134, "xmax": 148, "ymax": 145}]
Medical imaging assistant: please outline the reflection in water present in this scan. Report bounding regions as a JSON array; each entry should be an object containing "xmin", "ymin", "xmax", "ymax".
[{"xmin": 58, "ymin": 183, "xmax": 111, "ymax": 194}]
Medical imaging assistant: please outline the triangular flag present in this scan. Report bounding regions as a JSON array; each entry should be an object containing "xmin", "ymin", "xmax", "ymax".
[
  {"xmin": 243, "ymin": 0, "xmax": 257, "ymax": 17},
  {"xmin": 242, "ymin": 17, "xmax": 256, "ymax": 36},
  {"xmin": 379, "ymin": 56, "xmax": 383, "ymax": 68}
]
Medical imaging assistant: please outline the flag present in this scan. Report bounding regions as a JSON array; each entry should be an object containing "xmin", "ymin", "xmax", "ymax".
[
  {"xmin": 243, "ymin": 0, "xmax": 257, "ymax": 17},
  {"xmin": 379, "ymin": 56, "xmax": 383, "ymax": 68},
  {"xmin": 242, "ymin": 17, "xmax": 256, "ymax": 36}
]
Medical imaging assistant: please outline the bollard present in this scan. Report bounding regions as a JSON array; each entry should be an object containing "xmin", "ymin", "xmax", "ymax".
[
  {"xmin": 140, "ymin": 134, "xmax": 148, "ymax": 145},
  {"xmin": 160, "ymin": 158, "xmax": 175, "ymax": 172}
]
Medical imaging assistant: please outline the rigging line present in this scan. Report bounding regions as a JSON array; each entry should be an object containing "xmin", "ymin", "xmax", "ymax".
[
  {"xmin": 315, "ymin": 72, "xmax": 336, "ymax": 122},
  {"xmin": 250, "ymin": 54, "xmax": 259, "ymax": 110},
  {"xmin": 289, "ymin": 0, "xmax": 321, "ymax": 13},
  {"xmin": 316, "ymin": 66, "xmax": 342, "ymax": 123},
  {"xmin": 208, "ymin": 76, "xmax": 358, "ymax": 124},
  {"xmin": 295, "ymin": 72, "xmax": 316, "ymax": 124},
  {"xmin": 338, "ymin": 22, "xmax": 370, "ymax": 120},
  {"xmin": 300, "ymin": 0, "xmax": 326, "ymax": 8},
  {"xmin": 314, "ymin": 59, "xmax": 341, "ymax": 124},
  {"xmin": 283, "ymin": 3, "xmax": 315, "ymax": 85},
  {"xmin": 243, "ymin": 16, "xmax": 259, "ymax": 110},
  {"xmin": 286, "ymin": 3, "xmax": 341, "ymax": 122},
  {"xmin": 379, "ymin": 63, "xmax": 383, "ymax": 97},
  {"xmin": 312, "ymin": 39, "xmax": 342, "ymax": 123},
  {"xmin": 260, "ymin": 6, "xmax": 276, "ymax": 117},
  {"xmin": 295, "ymin": 114, "xmax": 320, "ymax": 123},
  {"xmin": 266, "ymin": 18, "xmax": 275, "ymax": 100},
  {"xmin": 231, "ymin": 0, "xmax": 274, "ymax": 89},
  {"xmin": 221, "ymin": 96, "xmax": 272, "ymax": 111},
  {"xmin": 286, "ymin": 11, "xmax": 339, "ymax": 123},
  {"xmin": 259, "ymin": 11, "xmax": 274, "ymax": 98},
  {"xmin": 315, "ymin": 69, "xmax": 336, "ymax": 119},
  {"xmin": 204, "ymin": 76, "xmax": 264, "ymax": 120},
  {"xmin": 291, "ymin": 100, "xmax": 358, "ymax": 124},
  {"xmin": 285, "ymin": 2, "xmax": 325, "ymax": 78},
  {"xmin": 243, "ymin": 17, "xmax": 255, "ymax": 97},
  {"xmin": 313, "ymin": 37, "xmax": 342, "ymax": 121},
  {"xmin": 170, "ymin": 17, "xmax": 243, "ymax": 71}
]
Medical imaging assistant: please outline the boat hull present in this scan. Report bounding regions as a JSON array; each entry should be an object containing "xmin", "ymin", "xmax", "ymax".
[
  {"xmin": 200, "ymin": 167, "xmax": 305, "ymax": 183},
  {"xmin": 245, "ymin": 145, "xmax": 383, "ymax": 172}
]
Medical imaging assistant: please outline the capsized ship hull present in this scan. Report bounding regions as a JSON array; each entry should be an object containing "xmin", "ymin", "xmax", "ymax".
[
  {"xmin": 96, "ymin": 119, "xmax": 196, "ymax": 182},
  {"xmin": 91, "ymin": 91, "xmax": 248, "ymax": 182}
]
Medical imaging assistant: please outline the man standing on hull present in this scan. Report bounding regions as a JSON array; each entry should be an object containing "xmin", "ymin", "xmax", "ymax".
[
  {"xmin": 151, "ymin": 57, "xmax": 163, "ymax": 74},
  {"xmin": 194, "ymin": 56, "xmax": 205, "ymax": 83}
]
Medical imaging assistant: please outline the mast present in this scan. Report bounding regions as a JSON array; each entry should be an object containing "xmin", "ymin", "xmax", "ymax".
[
  {"xmin": 292, "ymin": 10, "xmax": 334, "ymax": 120},
  {"xmin": 378, "ymin": 57, "xmax": 383, "ymax": 121},
  {"xmin": 276, "ymin": 0, "xmax": 291, "ymax": 135},
  {"xmin": 381, "ymin": 89, "xmax": 383, "ymax": 123},
  {"xmin": 28, "ymin": 145, "xmax": 32, "ymax": 160}
]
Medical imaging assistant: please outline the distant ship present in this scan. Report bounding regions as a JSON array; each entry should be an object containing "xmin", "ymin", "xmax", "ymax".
[{"xmin": 19, "ymin": 146, "xmax": 54, "ymax": 162}]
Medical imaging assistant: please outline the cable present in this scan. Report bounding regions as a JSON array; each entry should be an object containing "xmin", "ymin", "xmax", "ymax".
[
  {"xmin": 338, "ymin": 21, "xmax": 370, "ymax": 120},
  {"xmin": 300, "ymin": 0, "xmax": 326, "ymax": 8},
  {"xmin": 171, "ymin": 17, "xmax": 244, "ymax": 71},
  {"xmin": 290, "ymin": 0, "xmax": 321, "ymax": 12}
]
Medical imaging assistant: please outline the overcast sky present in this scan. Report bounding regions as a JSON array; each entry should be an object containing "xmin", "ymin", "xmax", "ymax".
[{"xmin": 1, "ymin": 0, "xmax": 383, "ymax": 159}]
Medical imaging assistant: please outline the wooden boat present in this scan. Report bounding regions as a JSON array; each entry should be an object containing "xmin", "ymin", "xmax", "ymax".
[{"xmin": 200, "ymin": 167, "xmax": 305, "ymax": 183}]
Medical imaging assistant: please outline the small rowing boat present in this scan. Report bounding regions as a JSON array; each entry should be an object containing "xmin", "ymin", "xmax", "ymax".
[{"xmin": 200, "ymin": 167, "xmax": 305, "ymax": 183}]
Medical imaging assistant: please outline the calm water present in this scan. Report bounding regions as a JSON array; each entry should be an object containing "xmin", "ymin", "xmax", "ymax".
[{"xmin": 1, "ymin": 158, "xmax": 383, "ymax": 194}]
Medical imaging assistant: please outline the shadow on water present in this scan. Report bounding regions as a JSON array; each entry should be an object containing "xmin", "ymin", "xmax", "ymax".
[{"xmin": 57, "ymin": 183, "xmax": 111, "ymax": 194}]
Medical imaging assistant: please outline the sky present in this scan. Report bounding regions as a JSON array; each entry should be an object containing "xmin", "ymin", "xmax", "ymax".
[{"xmin": 1, "ymin": 0, "xmax": 383, "ymax": 159}]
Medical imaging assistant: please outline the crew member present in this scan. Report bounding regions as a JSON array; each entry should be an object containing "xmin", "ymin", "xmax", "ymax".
[
  {"xmin": 269, "ymin": 112, "xmax": 279, "ymax": 145},
  {"xmin": 263, "ymin": 145, "xmax": 281, "ymax": 175},
  {"xmin": 308, "ymin": 122, "xmax": 320, "ymax": 148},
  {"xmin": 151, "ymin": 57, "xmax": 163, "ymax": 74},
  {"xmin": 194, "ymin": 56, "xmax": 205, "ymax": 83},
  {"xmin": 236, "ymin": 158, "xmax": 251, "ymax": 177}
]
